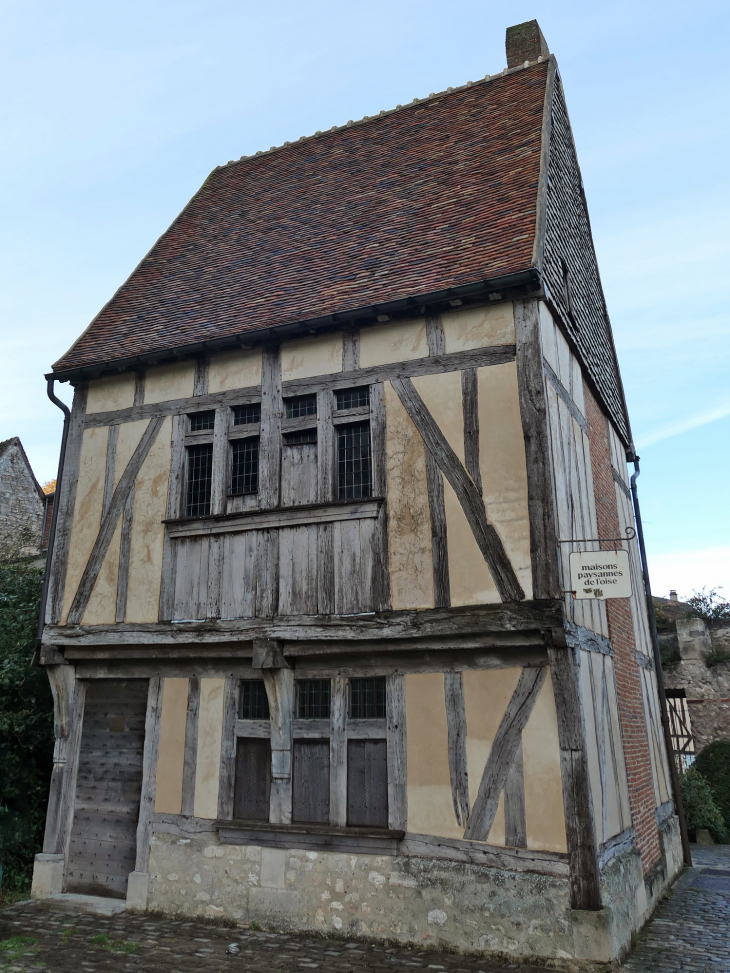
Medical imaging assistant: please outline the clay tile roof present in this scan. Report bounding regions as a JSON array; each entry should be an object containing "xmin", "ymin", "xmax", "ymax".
[{"xmin": 52, "ymin": 62, "xmax": 549, "ymax": 377}]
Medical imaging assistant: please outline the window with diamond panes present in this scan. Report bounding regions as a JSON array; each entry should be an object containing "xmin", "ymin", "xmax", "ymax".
[
  {"xmin": 285, "ymin": 394, "xmax": 317, "ymax": 419},
  {"xmin": 230, "ymin": 438, "xmax": 259, "ymax": 495},
  {"xmin": 335, "ymin": 386, "xmax": 369, "ymax": 410},
  {"xmin": 239, "ymin": 680, "xmax": 270, "ymax": 720},
  {"xmin": 189, "ymin": 410, "xmax": 215, "ymax": 432},
  {"xmin": 337, "ymin": 421, "xmax": 371, "ymax": 499},
  {"xmin": 349, "ymin": 677, "xmax": 386, "ymax": 719},
  {"xmin": 185, "ymin": 443, "xmax": 213, "ymax": 516},
  {"xmin": 295, "ymin": 679, "xmax": 331, "ymax": 719},
  {"xmin": 233, "ymin": 403, "xmax": 261, "ymax": 426}
]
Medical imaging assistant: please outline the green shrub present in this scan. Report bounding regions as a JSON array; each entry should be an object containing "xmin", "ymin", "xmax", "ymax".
[
  {"xmin": 685, "ymin": 587, "xmax": 730, "ymax": 627},
  {"xmin": 0, "ymin": 564, "xmax": 53, "ymax": 892},
  {"xmin": 694, "ymin": 740, "xmax": 730, "ymax": 833},
  {"xmin": 680, "ymin": 766, "xmax": 727, "ymax": 843}
]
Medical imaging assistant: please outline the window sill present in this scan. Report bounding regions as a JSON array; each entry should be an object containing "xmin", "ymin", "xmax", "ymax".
[
  {"xmin": 217, "ymin": 819, "xmax": 403, "ymax": 855},
  {"xmin": 164, "ymin": 497, "xmax": 383, "ymax": 538}
]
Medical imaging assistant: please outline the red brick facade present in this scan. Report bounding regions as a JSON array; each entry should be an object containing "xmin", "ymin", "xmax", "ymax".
[{"xmin": 584, "ymin": 382, "xmax": 662, "ymax": 873}]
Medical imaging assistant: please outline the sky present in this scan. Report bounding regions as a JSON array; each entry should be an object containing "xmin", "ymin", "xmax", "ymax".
[{"xmin": 1, "ymin": 0, "xmax": 728, "ymax": 600}]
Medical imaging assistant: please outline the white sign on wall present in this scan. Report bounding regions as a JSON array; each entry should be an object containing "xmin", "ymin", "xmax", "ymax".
[{"xmin": 569, "ymin": 550, "xmax": 632, "ymax": 600}]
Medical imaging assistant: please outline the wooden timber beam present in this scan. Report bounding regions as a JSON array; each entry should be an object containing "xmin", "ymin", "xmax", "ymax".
[{"xmin": 444, "ymin": 672, "xmax": 470, "ymax": 826}]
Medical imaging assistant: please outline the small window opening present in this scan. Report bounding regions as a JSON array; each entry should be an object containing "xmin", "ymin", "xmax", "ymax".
[
  {"xmin": 296, "ymin": 679, "xmax": 331, "ymax": 719},
  {"xmin": 337, "ymin": 422, "xmax": 372, "ymax": 499},
  {"xmin": 233, "ymin": 403, "xmax": 261, "ymax": 426},
  {"xmin": 189, "ymin": 410, "xmax": 215, "ymax": 432},
  {"xmin": 285, "ymin": 394, "xmax": 317, "ymax": 419},
  {"xmin": 230, "ymin": 438, "xmax": 259, "ymax": 495},
  {"xmin": 185, "ymin": 443, "xmax": 213, "ymax": 517},
  {"xmin": 283, "ymin": 429, "xmax": 317, "ymax": 446},
  {"xmin": 335, "ymin": 386, "xmax": 370, "ymax": 411},
  {"xmin": 239, "ymin": 680, "xmax": 270, "ymax": 720},
  {"xmin": 349, "ymin": 677, "xmax": 386, "ymax": 719}
]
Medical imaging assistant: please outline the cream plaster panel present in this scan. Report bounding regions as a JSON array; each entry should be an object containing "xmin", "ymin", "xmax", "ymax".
[
  {"xmin": 193, "ymin": 677, "xmax": 225, "ymax": 819},
  {"xmin": 80, "ymin": 520, "xmax": 121, "ymax": 625},
  {"xmin": 155, "ymin": 678, "xmax": 189, "ymax": 814},
  {"xmin": 405, "ymin": 673, "xmax": 464, "ymax": 839},
  {"xmin": 411, "ymin": 372, "xmax": 465, "ymax": 463},
  {"xmin": 441, "ymin": 303, "xmax": 515, "ymax": 353},
  {"xmin": 208, "ymin": 349, "xmax": 262, "ymax": 393},
  {"xmin": 86, "ymin": 373, "xmax": 135, "ymax": 414},
  {"xmin": 463, "ymin": 668, "xmax": 521, "ymax": 847},
  {"xmin": 124, "ymin": 416, "xmax": 172, "ymax": 622},
  {"xmin": 522, "ymin": 670, "xmax": 567, "ymax": 853},
  {"xmin": 61, "ymin": 427, "xmax": 107, "ymax": 624},
  {"xmin": 384, "ymin": 385, "xmax": 433, "ymax": 610},
  {"xmin": 478, "ymin": 363, "xmax": 533, "ymax": 600},
  {"xmin": 280, "ymin": 333, "xmax": 343, "ymax": 382},
  {"xmin": 443, "ymin": 481, "xmax": 500, "ymax": 605},
  {"xmin": 144, "ymin": 362, "xmax": 195, "ymax": 404},
  {"xmin": 359, "ymin": 319, "xmax": 427, "ymax": 368}
]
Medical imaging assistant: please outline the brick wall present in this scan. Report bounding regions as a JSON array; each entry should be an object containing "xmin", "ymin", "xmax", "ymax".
[{"xmin": 584, "ymin": 383, "xmax": 661, "ymax": 873}]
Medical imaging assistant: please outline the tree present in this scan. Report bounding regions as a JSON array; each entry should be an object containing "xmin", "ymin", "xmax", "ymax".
[{"xmin": 0, "ymin": 564, "xmax": 54, "ymax": 892}]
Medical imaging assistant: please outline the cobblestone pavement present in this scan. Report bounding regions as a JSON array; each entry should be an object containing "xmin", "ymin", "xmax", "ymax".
[
  {"xmin": 621, "ymin": 844, "xmax": 730, "ymax": 973},
  {"xmin": 0, "ymin": 845, "xmax": 728, "ymax": 973}
]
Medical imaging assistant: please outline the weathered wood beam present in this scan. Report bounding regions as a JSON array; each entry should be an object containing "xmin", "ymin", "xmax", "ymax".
[
  {"xmin": 329, "ymin": 676, "xmax": 348, "ymax": 827},
  {"xmin": 514, "ymin": 299, "xmax": 561, "ymax": 600},
  {"xmin": 133, "ymin": 371, "xmax": 145, "ymax": 408},
  {"xmin": 158, "ymin": 414, "xmax": 186, "ymax": 622},
  {"xmin": 400, "ymin": 831, "xmax": 569, "ymax": 876},
  {"xmin": 83, "ymin": 344, "xmax": 517, "ymax": 428},
  {"xmin": 425, "ymin": 315, "xmax": 445, "ymax": 356},
  {"xmin": 180, "ymin": 676, "xmax": 200, "ymax": 817},
  {"xmin": 386, "ymin": 674, "xmax": 407, "ymax": 830},
  {"xmin": 391, "ymin": 377, "xmax": 524, "ymax": 602},
  {"xmin": 262, "ymin": 668, "xmax": 294, "ymax": 825},
  {"xmin": 461, "ymin": 367, "xmax": 482, "ymax": 495},
  {"xmin": 115, "ymin": 487, "xmax": 134, "ymax": 623},
  {"xmin": 342, "ymin": 330, "xmax": 360, "ymax": 371},
  {"xmin": 258, "ymin": 345, "xmax": 282, "ymax": 511},
  {"xmin": 42, "ymin": 666, "xmax": 85, "ymax": 856},
  {"xmin": 193, "ymin": 357, "xmax": 209, "ymax": 397},
  {"xmin": 369, "ymin": 382, "xmax": 391, "ymax": 611},
  {"xmin": 504, "ymin": 738, "xmax": 527, "ymax": 848},
  {"xmin": 102, "ymin": 423, "xmax": 118, "ymax": 517},
  {"xmin": 67, "ymin": 416, "xmax": 164, "ymax": 625},
  {"xmin": 444, "ymin": 672, "xmax": 469, "ymax": 826},
  {"xmin": 463, "ymin": 667, "xmax": 546, "ymax": 841},
  {"xmin": 135, "ymin": 676, "xmax": 162, "ymax": 872},
  {"xmin": 425, "ymin": 452, "xmax": 450, "ymax": 608}
]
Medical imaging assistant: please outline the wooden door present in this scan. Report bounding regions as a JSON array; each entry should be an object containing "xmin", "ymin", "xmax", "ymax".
[{"xmin": 66, "ymin": 679, "xmax": 148, "ymax": 898}]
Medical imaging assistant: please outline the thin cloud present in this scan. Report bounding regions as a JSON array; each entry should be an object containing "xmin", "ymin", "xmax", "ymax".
[{"xmin": 637, "ymin": 401, "xmax": 730, "ymax": 449}]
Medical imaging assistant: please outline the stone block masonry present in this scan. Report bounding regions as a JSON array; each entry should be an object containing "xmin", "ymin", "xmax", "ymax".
[
  {"xmin": 147, "ymin": 833, "xmax": 576, "ymax": 962},
  {"xmin": 584, "ymin": 384, "xmax": 662, "ymax": 874}
]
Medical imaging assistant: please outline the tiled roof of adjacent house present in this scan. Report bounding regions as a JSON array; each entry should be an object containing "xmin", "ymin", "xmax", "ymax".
[{"xmin": 52, "ymin": 61, "xmax": 550, "ymax": 376}]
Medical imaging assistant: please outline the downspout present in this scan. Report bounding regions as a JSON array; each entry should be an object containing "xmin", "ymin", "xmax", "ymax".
[
  {"xmin": 34, "ymin": 379, "xmax": 72, "ymax": 663},
  {"xmin": 630, "ymin": 456, "xmax": 692, "ymax": 867}
]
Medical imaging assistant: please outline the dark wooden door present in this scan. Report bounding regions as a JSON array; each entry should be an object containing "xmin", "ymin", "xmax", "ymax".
[{"xmin": 66, "ymin": 679, "xmax": 148, "ymax": 898}]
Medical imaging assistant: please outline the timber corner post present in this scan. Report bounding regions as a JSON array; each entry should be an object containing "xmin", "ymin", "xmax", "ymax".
[{"xmin": 515, "ymin": 298, "xmax": 601, "ymax": 913}]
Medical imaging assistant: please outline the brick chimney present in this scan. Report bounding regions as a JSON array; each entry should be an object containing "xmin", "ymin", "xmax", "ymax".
[{"xmin": 505, "ymin": 20, "xmax": 549, "ymax": 69}]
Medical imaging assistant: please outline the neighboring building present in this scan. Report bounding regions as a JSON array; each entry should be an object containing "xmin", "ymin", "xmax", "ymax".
[
  {"xmin": 32, "ymin": 21, "xmax": 682, "ymax": 966},
  {"xmin": 0, "ymin": 436, "xmax": 52, "ymax": 559},
  {"xmin": 657, "ymin": 595, "xmax": 730, "ymax": 761}
]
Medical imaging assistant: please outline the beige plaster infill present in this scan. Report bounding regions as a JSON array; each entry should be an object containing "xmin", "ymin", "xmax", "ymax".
[
  {"xmin": 193, "ymin": 677, "xmax": 225, "ymax": 819},
  {"xmin": 86, "ymin": 373, "xmax": 136, "ymax": 414},
  {"xmin": 359, "ymin": 319, "xmax": 427, "ymax": 368},
  {"xmin": 144, "ymin": 362, "xmax": 195, "ymax": 404},
  {"xmin": 208, "ymin": 349, "xmax": 262, "ymax": 394},
  {"xmin": 125, "ymin": 415, "xmax": 171, "ymax": 622},
  {"xmin": 60, "ymin": 426, "xmax": 107, "ymax": 624},
  {"xmin": 405, "ymin": 673, "xmax": 462, "ymax": 840},
  {"xmin": 155, "ymin": 677, "xmax": 189, "ymax": 815},
  {"xmin": 522, "ymin": 669, "xmax": 567, "ymax": 853},
  {"xmin": 80, "ymin": 419, "xmax": 147, "ymax": 626},
  {"xmin": 441, "ymin": 303, "xmax": 515, "ymax": 354},
  {"xmin": 477, "ymin": 362, "xmax": 533, "ymax": 600},
  {"xmin": 280, "ymin": 333, "xmax": 343, "ymax": 382},
  {"xmin": 383, "ymin": 384, "xmax": 434, "ymax": 610}
]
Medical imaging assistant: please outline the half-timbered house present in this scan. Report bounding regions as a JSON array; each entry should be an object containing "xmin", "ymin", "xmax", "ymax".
[{"xmin": 32, "ymin": 20, "xmax": 683, "ymax": 964}]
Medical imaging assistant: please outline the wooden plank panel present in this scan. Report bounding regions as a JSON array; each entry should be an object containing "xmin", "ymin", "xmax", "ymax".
[
  {"xmin": 281, "ymin": 442, "xmax": 318, "ymax": 506},
  {"xmin": 233, "ymin": 738, "xmax": 272, "ymax": 819},
  {"xmin": 293, "ymin": 740, "xmax": 330, "ymax": 823},
  {"xmin": 279, "ymin": 526, "xmax": 318, "ymax": 615},
  {"xmin": 347, "ymin": 740, "xmax": 388, "ymax": 827},
  {"xmin": 172, "ymin": 537, "xmax": 209, "ymax": 621},
  {"xmin": 220, "ymin": 531, "xmax": 257, "ymax": 619}
]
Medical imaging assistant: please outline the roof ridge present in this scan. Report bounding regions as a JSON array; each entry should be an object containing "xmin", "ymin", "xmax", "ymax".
[{"xmin": 222, "ymin": 56, "xmax": 551, "ymax": 169}]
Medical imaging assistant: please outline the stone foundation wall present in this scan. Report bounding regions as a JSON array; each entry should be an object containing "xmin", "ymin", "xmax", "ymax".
[{"xmin": 147, "ymin": 833, "xmax": 576, "ymax": 961}]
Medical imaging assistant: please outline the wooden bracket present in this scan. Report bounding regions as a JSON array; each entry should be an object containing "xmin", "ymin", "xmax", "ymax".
[{"xmin": 252, "ymin": 638, "xmax": 289, "ymax": 669}]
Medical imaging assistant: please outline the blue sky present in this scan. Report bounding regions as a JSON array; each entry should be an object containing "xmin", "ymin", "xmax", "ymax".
[{"xmin": 1, "ymin": 0, "xmax": 728, "ymax": 597}]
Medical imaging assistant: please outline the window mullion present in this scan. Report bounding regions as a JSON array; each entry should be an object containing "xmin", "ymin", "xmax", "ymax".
[
  {"xmin": 210, "ymin": 407, "xmax": 228, "ymax": 516},
  {"xmin": 330, "ymin": 676, "xmax": 348, "ymax": 826}
]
